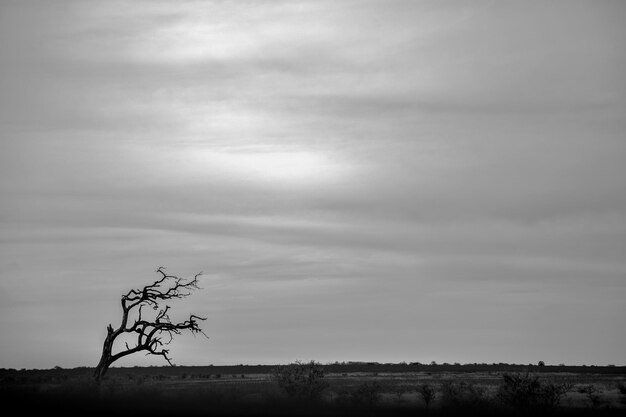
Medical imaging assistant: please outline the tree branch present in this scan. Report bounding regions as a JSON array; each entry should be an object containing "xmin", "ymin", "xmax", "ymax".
[{"xmin": 95, "ymin": 268, "xmax": 207, "ymax": 380}]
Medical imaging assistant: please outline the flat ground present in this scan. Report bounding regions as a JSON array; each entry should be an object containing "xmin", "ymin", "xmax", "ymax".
[{"xmin": 2, "ymin": 364, "xmax": 625, "ymax": 416}]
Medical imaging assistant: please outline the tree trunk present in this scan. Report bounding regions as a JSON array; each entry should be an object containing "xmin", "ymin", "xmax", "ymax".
[
  {"xmin": 94, "ymin": 325, "xmax": 115, "ymax": 383},
  {"xmin": 94, "ymin": 357, "xmax": 111, "ymax": 383}
]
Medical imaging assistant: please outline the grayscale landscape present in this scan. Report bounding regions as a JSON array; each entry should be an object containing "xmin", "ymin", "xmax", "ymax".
[{"xmin": 1, "ymin": 1, "xmax": 625, "ymax": 416}]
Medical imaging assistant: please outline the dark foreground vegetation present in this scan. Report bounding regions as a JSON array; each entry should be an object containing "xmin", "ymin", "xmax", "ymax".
[{"xmin": 2, "ymin": 362, "xmax": 625, "ymax": 417}]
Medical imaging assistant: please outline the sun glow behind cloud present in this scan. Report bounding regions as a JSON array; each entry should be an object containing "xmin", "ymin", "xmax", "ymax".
[{"xmin": 184, "ymin": 148, "xmax": 348, "ymax": 186}]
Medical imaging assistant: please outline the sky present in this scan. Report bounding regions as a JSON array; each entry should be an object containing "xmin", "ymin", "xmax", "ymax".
[{"xmin": 1, "ymin": 0, "xmax": 625, "ymax": 370}]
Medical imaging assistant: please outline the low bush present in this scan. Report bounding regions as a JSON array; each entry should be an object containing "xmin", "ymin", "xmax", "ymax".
[
  {"xmin": 351, "ymin": 381, "xmax": 382, "ymax": 407},
  {"xmin": 416, "ymin": 383, "xmax": 436, "ymax": 407},
  {"xmin": 577, "ymin": 384, "xmax": 603, "ymax": 408},
  {"xmin": 617, "ymin": 382, "xmax": 626, "ymax": 405},
  {"xmin": 272, "ymin": 360, "xmax": 328, "ymax": 402},
  {"xmin": 440, "ymin": 380, "xmax": 488, "ymax": 410},
  {"xmin": 496, "ymin": 372, "xmax": 570, "ymax": 411}
]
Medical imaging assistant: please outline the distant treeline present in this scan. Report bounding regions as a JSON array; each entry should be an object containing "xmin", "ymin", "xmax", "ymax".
[{"xmin": 2, "ymin": 362, "xmax": 626, "ymax": 379}]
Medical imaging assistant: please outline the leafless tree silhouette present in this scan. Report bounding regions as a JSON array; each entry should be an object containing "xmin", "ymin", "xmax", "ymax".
[{"xmin": 94, "ymin": 267, "xmax": 207, "ymax": 382}]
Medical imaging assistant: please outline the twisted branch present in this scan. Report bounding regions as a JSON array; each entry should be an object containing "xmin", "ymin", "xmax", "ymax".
[{"xmin": 94, "ymin": 268, "xmax": 207, "ymax": 381}]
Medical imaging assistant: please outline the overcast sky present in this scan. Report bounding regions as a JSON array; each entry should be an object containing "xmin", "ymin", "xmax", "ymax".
[{"xmin": 1, "ymin": 0, "xmax": 625, "ymax": 369}]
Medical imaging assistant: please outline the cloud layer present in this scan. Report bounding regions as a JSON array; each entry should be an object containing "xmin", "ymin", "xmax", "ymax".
[{"xmin": 1, "ymin": 0, "xmax": 625, "ymax": 368}]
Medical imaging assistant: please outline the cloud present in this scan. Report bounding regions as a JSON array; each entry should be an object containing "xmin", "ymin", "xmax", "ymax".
[{"xmin": 1, "ymin": 0, "xmax": 626, "ymax": 368}]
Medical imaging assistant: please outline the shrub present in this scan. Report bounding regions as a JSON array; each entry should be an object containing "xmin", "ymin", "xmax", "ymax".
[
  {"xmin": 541, "ymin": 381, "xmax": 570, "ymax": 408},
  {"xmin": 577, "ymin": 384, "xmax": 603, "ymax": 408},
  {"xmin": 440, "ymin": 380, "xmax": 487, "ymax": 410},
  {"xmin": 272, "ymin": 360, "xmax": 328, "ymax": 402},
  {"xmin": 394, "ymin": 386, "xmax": 406, "ymax": 402},
  {"xmin": 416, "ymin": 383, "xmax": 436, "ymax": 406},
  {"xmin": 351, "ymin": 381, "xmax": 382, "ymax": 407},
  {"xmin": 417, "ymin": 384, "xmax": 436, "ymax": 407},
  {"xmin": 617, "ymin": 383, "xmax": 626, "ymax": 405},
  {"xmin": 497, "ymin": 372, "xmax": 570, "ymax": 411}
]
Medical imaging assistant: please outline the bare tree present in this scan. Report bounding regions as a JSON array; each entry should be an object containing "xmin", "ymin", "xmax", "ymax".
[{"xmin": 94, "ymin": 267, "xmax": 207, "ymax": 382}]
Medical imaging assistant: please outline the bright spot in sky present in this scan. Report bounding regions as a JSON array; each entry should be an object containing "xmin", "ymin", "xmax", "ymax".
[{"xmin": 187, "ymin": 149, "xmax": 345, "ymax": 185}]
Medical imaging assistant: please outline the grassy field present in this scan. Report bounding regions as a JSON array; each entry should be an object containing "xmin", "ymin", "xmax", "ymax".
[{"xmin": 2, "ymin": 363, "xmax": 625, "ymax": 416}]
